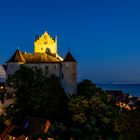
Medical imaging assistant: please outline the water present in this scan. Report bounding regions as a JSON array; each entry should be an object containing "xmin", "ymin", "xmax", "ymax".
[{"xmin": 97, "ymin": 84, "xmax": 140, "ymax": 97}]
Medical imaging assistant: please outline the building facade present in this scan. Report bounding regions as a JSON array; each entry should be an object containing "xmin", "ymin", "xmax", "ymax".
[
  {"xmin": 0, "ymin": 65, "xmax": 6, "ymax": 84},
  {"xmin": 6, "ymin": 31, "xmax": 77, "ymax": 94}
]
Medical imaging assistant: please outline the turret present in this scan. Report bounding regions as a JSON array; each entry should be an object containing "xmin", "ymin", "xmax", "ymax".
[
  {"xmin": 6, "ymin": 49, "xmax": 25, "ymax": 76},
  {"xmin": 61, "ymin": 52, "xmax": 77, "ymax": 94}
]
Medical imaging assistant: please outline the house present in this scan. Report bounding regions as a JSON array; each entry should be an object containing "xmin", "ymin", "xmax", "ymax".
[
  {"xmin": 0, "ymin": 65, "xmax": 6, "ymax": 103},
  {"xmin": 8, "ymin": 116, "xmax": 52, "ymax": 140},
  {"xmin": 0, "ymin": 65, "xmax": 6, "ymax": 84},
  {"xmin": 6, "ymin": 31, "xmax": 77, "ymax": 94}
]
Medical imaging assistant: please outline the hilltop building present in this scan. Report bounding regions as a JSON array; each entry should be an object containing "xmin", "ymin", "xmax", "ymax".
[
  {"xmin": 0, "ymin": 65, "xmax": 6, "ymax": 84},
  {"xmin": 6, "ymin": 31, "xmax": 77, "ymax": 94},
  {"xmin": 0, "ymin": 65, "xmax": 6, "ymax": 103}
]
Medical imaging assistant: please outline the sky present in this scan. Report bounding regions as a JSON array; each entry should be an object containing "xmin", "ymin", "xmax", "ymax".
[{"xmin": 0, "ymin": 0, "xmax": 140, "ymax": 83}]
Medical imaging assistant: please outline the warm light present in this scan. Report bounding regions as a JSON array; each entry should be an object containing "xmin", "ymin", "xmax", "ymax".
[
  {"xmin": 116, "ymin": 101, "xmax": 135, "ymax": 110},
  {"xmin": 34, "ymin": 32, "xmax": 63, "ymax": 61},
  {"xmin": 34, "ymin": 32, "xmax": 57, "ymax": 54},
  {"xmin": 0, "ymin": 86, "xmax": 3, "ymax": 89}
]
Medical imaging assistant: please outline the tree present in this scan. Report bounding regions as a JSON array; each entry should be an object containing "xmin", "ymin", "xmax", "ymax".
[
  {"xmin": 77, "ymin": 79, "xmax": 103, "ymax": 96},
  {"xmin": 114, "ymin": 104, "xmax": 140, "ymax": 140},
  {"xmin": 5, "ymin": 65, "xmax": 67, "ymax": 124},
  {"xmin": 68, "ymin": 80, "xmax": 119, "ymax": 140}
]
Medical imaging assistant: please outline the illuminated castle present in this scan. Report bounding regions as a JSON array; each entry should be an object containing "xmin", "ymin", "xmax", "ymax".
[{"xmin": 6, "ymin": 31, "xmax": 77, "ymax": 94}]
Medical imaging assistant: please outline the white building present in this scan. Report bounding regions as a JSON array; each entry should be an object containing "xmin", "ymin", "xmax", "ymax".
[
  {"xmin": 6, "ymin": 31, "xmax": 77, "ymax": 94},
  {"xmin": 0, "ymin": 65, "xmax": 6, "ymax": 83}
]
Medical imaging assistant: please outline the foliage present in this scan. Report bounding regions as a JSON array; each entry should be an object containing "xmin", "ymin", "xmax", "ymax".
[
  {"xmin": 5, "ymin": 65, "xmax": 67, "ymax": 124},
  {"xmin": 67, "ymin": 80, "xmax": 119, "ymax": 140},
  {"xmin": 6, "ymin": 68, "xmax": 140, "ymax": 140},
  {"xmin": 114, "ymin": 105, "xmax": 140, "ymax": 140},
  {"xmin": 77, "ymin": 79, "xmax": 104, "ymax": 97}
]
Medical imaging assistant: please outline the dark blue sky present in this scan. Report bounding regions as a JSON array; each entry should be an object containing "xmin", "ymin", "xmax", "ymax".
[{"xmin": 0, "ymin": 0, "xmax": 140, "ymax": 82}]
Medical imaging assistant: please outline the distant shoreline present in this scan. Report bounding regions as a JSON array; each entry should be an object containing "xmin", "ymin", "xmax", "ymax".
[
  {"xmin": 97, "ymin": 83, "xmax": 140, "ymax": 85},
  {"xmin": 97, "ymin": 83, "xmax": 140, "ymax": 97}
]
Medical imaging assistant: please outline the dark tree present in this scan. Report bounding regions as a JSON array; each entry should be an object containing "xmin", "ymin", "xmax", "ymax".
[
  {"xmin": 6, "ymin": 65, "xmax": 67, "ymax": 124},
  {"xmin": 68, "ymin": 80, "xmax": 119, "ymax": 140},
  {"xmin": 114, "ymin": 104, "xmax": 140, "ymax": 140}
]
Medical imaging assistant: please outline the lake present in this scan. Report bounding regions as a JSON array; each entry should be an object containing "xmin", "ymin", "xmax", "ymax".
[{"xmin": 97, "ymin": 84, "xmax": 140, "ymax": 97}]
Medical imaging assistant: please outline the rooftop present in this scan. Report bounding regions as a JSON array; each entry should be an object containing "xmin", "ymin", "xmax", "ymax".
[{"xmin": 7, "ymin": 49, "xmax": 61, "ymax": 63}]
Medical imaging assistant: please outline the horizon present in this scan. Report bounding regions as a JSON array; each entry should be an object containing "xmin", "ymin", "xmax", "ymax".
[{"xmin": 0, "ymin": 0, "xmax": 140, "ymax": 83}]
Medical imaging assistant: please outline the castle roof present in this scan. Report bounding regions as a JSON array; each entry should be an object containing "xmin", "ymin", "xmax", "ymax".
[
  {"xmin": 0, "ymin": 65, "xmax": 6, "ymax": 83},
  {"xmin": 8, "ymin": 49, "xmax": 26, "ymax": 63},
  {"xmin": 63, "ymin": 51, "xmax": 77, "ymax": 62},
  {"xmin": 22, "ymin": 52, "xmax": 61, "ymax": 63},
  {"xmin": 0, "ymin": 65, "xmax": 6, "ymax": 75},
  {"xmin": 2, "ymin": 65, "xmax": 7, "ymax": 71},
  {"xmin": 7, "ymin": 49, "xmax": 61, "ymax": 63}
]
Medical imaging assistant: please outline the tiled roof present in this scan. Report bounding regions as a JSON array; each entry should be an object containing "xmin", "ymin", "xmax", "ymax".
[
  {"xmin": 8, "ymin": 116, "xmax": 49, "ymax": 138},
  {"xmin": 63, "ymin": 51, "xmax": 76, "ymax": 62},
  {"xmin": 25, "ymin": 116, "xmax": 47, "ymax": 135},
  {"xmin": 7, "ymin": 50, "xmax": 61, "ymax": 63},
  {"xmin": 2, "ymin": 65, "xmax": 7, "ymax": 71},
  {"xmin": 0, "ymin": 65, "xmax": 6, "ymax": 75},
  {"xmin": 22, "ymin": 52, "xmax": 61, "ymax": 63},
  {"xmin": 7, "ymin": 49, "xmax": 25, "ymax": 62},
  {"xmin": 8, "ymin": 127, "xmax": 27, "ymax": 137}
]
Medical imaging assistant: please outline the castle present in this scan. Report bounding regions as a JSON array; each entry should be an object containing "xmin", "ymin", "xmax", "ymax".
[{"xmin": 6, "ymin": 31, "xmax": 77, "ymax": 94}]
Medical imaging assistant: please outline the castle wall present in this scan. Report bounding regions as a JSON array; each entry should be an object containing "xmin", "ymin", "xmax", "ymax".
[
  {"xmin": 6, "ymin": 61, "xmax": 77, "ymax": 94},
  {"xmin": 6, "ymin": 32, "xmax": 77, "ymax": 94},
  {"xmin": 25, "ymin": 63, "xmax": 61, "ymax": 77},
  {"xmin": 61, "ymin": 62, "xmax": 77, "ymax": 94},
  {"xmin": 6, "ymin": 62, "xmax": 24, "ymax": 76}
]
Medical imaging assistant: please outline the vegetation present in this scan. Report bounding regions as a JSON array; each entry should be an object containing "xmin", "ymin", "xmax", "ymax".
[
  {"xmin": 67, "ymin": 80, "xmax": 119, "ymax": 140},
  {"xmin": 114, "ymin": 104, "xmax": 140, "ymax": 140},
  {"xmin": 5, "ymin": 65, "xmax": 67, "ymax": 124},
  {"xmin": 2, "ymin": 66, "xmax": 140, "ymax": 140}
]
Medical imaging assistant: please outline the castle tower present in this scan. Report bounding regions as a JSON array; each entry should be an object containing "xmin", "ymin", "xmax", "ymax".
[
  {"xmin": 34, "ymin": 32, "xmax": 57, "ymax": 55},
  {"xmin": 6, "ymin": 49, "xmax": 25, "ymax": 75},
  {"xmin": 6, "ymin": 31, "xmax": 77, "ymax": 95},
  {"xmin": 61, "ymin": 52, "xmax": 77, "ymax": 94}
]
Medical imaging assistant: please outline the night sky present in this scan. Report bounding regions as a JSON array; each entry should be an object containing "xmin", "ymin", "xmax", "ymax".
[{"xmin": 0, "ymin": 0, "xmax": 140, "ymax": 83}]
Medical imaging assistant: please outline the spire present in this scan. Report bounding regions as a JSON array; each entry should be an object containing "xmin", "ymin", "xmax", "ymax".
[
  {"xmin": 7, "ymin": 49, "xmax": 25, "ymax": 63},
  {"xmin": 63, "ymin": 51, "xmax": 76, "ymax": 62}
]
